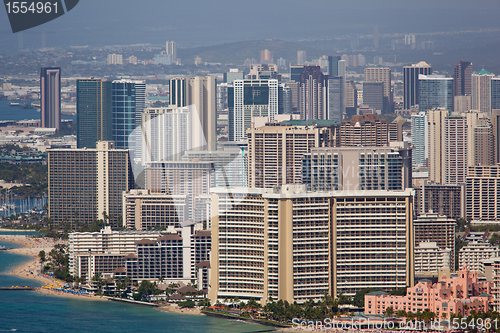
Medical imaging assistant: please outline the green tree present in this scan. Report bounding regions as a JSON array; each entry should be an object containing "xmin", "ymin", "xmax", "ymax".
[
  {"xmin": 353, "ymin": 288, "xmax": 380, "ymax": 307},
  {"xmin": 385, "ymin": 306, "xmax": 394, "ymax": 316}
]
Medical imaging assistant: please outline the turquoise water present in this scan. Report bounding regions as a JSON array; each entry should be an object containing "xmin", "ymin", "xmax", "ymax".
[{"xmin": 0, "ymin": 240, "xmax": 269, "ymax": 333}]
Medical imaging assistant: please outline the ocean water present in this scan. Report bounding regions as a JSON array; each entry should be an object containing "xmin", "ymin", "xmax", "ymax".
[
  {"xmin": 0, "ymin": 100, "xmax": 76, "ymax": 121},
  {"xmin": 0, "ymin": 240, "xmax": 269, "ymax": 333}
]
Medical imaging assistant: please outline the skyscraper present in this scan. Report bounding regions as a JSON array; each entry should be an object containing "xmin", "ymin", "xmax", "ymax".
[
  {"xmin": 48, "ymin": 141, "xmax": 133, "ymax": 227},
  {"xmin": 373, "ymin": 27, "xmax": 379, "ymax": 49},
  {"xmin": 302, "ymin": 143, "xmax": 412, "ymax": 192},
  {"xmin": 491, "ymin": 78, "xmax": 500, "ymax": 110},
  {"xmin": 297, "ymin": 50, "xmax": 306, "ymax": 65},
  {"xmin": 474, "ymin": 118, "xmax": 495, "ymax": 166},
  {"xmin": 472, "ymin": 69, "xmax": 495, "ymax": 114},
  {"xmin": 445, "ymin": 115, "xmax": 468, "ymax": 185},
  {"xmin": 418, "ymin": 75, "xmax": 454, "ymax": 113},
  {"xmin": 411, "ymin": 112, "xmax": 427, "ymax": 166},
  {"xmin": 76, "ymin": 79, "xmax": 113, "ymax": 149},
  {"xmin": 228, "ymin": 79, "xmax": 278, "ymax": 141},
  {"xmin": 40, "ymin": 67, "xmax": 61, "ymax": 130},
  {"xmin": 403, "ymin": 61, "xmax": 432, "ymax": 109},
  {"xmin": 327, "ymin": 76, "xmax": 344, "ymax": 123},
  {"xmin": 362, "ymin": 82, "xmax": 384, "ymax": 112},
  {"xmin": 428, "ymin": 108, "xmax": 449, "ymax": 184},
  {"xmin": 247, "ymin": 124, "xmax": 332, "ymax": 188},
  {"xmin": 327, "ymin": 55, "xmax": 341, "ymax": 76},
  {"xmin": 209, "ymin": 186, "xmax": 414, "ymax": 303},
  {"xmin": 166, "ymin": 41, "xmax": 177, "ymax": 63},
  {"xmin": 300, "ymin": 66, "xmax": 325, "ymax": 120},
  {"xmin": 364, "ymin": 67, "xmax": 392, "ymax": 112},
  {"xmin": 112, "ymin": 79, "xmax": 145, "ymax": 149},
  {"xmin": 169, "ymin": 76, "xmax": 217, "ymax": 150},
  {"xmin": 453, "ymin": 60, "xmax": 473, "ymax": 97},
  {"xmin": 339, "ymin": 114, "xmax": 389, "ymax": 147}
]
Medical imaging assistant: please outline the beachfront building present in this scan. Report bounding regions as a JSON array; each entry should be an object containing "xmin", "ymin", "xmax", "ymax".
[
  {"xmin": 48, "ymin": 141, "xmax": 133, "ymax": 228},
  {"xmin": 365, "ymin": 266, "xmax": 491, "ymax": 319},
  {"xmin": 209, "ymin": 185, "xmax": 414, "ymax": 305},
  {"xmin": 69, "ymin": 226, "xmax": 163, "ymax": 280},
  {"xmin": 69, "ymin": 224, "xmax": 211, "ymax": 285}
]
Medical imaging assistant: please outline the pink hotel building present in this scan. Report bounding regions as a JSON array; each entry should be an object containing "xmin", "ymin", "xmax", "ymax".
[{"xmin": 365, "ymin": 266, "xmax": 491, "ymax": 318}]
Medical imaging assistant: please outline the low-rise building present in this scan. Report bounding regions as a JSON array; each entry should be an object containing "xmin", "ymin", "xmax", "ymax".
[{"xmin": 365, "ymin": 266, "xmax": 492, "ymax": 319}]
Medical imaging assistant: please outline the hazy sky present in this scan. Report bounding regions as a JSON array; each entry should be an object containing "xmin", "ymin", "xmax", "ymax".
[{"xmin": 1, "ymin": 0, "xmax": 500, "ymax": 52}]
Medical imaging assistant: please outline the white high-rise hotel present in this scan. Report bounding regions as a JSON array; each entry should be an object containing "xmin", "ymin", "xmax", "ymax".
[{"xmin": 230, "ymin": 79, "xmax": 278, "ymax": 141}]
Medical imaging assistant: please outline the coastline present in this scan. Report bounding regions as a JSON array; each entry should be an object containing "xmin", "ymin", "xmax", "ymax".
[{"xmin": 0, "ymin": 234, "xmax": 103, "ymax": 300}]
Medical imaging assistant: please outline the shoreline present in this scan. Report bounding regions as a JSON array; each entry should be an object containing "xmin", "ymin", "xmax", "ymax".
[{"xmin": 0, "ymin": 234, "xmax": 104, "ymax": 301}]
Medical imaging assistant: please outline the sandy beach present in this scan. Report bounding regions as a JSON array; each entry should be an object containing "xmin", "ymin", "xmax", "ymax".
[
  {"xmin": 0, "ymin": 233, "xmax": 101, "ymax": 300},
  {"xmin": 158, "ymin": 303, "xmax": 203, "ymax": 315}
]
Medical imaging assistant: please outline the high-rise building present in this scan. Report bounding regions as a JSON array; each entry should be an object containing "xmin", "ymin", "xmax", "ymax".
[
  {"xmin": 445, "ymin": 115, "xmax": 468, "ymax": 184},
  {"xmin": 454, "ymin": 96, "xmax": 472, "ymax": 113},
  {"xmin": 418, "ymin": 75, "xmax": 454, "ymax": 113},
  {"xmin": 414, "ymin": 183, "xmax": 465, "ymax": 219},
  {"xmin": 414, "ymin": 213, "xmax": 456, "ymax": 270},
  {"xmin": 223, "ymin": 69, "xmax": 244, "ymax": 84},
  {"xmin": 297, "ymin": 50, "xmax": 306, "ymax": 65},
  {"xmin": 112, "ymin": 79, "xmax": 145, "ymax": 149},
  {"xmin": 166, "ymin": 41, "xmax": 177, "ymax": 62},
  {"xmin": 290, "ymin": 65, "xmax": 304, "ymax": 83},
  {"xmin": 227, "ymin": 79, "xmax": 278, "ymax": 141},
  {"xmin": 489, "ymin": 109, "xmax": 500, "ymax": 164},
  {"xmin": 339, "ymin": 114, "xmax": 389, "ymax": 147},
  {"xmin": 472, "ymin": 69, "xmax": 495, "ymax": 114},
  {"xmin": 76, "ymin": 79, "xmax": 113, "ymax": 149},
  {"xmin": 326, "ymin": 76, "xmax": 344, "ymax": 123},
  {"xmin": 40, "ymin": 67, "xmax": 61, "ymax": 130},
  {"xmin": 428, "ymin": 108, "xmax": 449, "ymax": 184},
  {"xmin": 209, "ymin": 186, "xmax": 331, "ymax": 304},
  {"xmin": 122, "ymin": 189, "xmax": 187, "ymax": 230},
  {"xmin": 260, "ymin": 49, "xmax": 273, "ymax": 64},
  {"xmin": 247, "ymin": 124, "xmax": 332, "ymax": 188},
  {"xmin": 302, "ymin": 142, "xmax": 412, "ymax": 191},
  {"xmin": 169, "ymin": 76, "xmax": 217, "ymax": 150},
  {"xmin": 145, "ymin": 161, "xmax": 215, "ymax": 220},
  {"xmin": 331, "ymin": 189, "xmax": 415, "ymax": 296},
  {"xmin": 107, "ymin": 54, "xmax": 123, "ymax": 65},
  {"xmin": 140, "ymin": 106, "xmax": 205, "ymax": 165},
  {"xmin": 474, "ymin": 118, "xmax": 495, "ymax": 166},
  {"xmin": 403, "ymin": 61, "xmax": 432, "ymax": 109},
  {"xmin": 209, "ymin": 186, "xmax": 414, "ymax": 304},
  {"xmin": 345, "ymin": 80, "xmax": 358, "ymax": 116},
  {"xmin": 411, "ymin": 112, "xmax": 427, "ymax": 166},
  {"xmin": 300, "ymin": 66, "xmax": 325, "ymax": 120},
  {"xmin": 373, "ymin": 27, "xmax": 379, "ymax": 49},
  {"xmin": 246, "ymin": 64, "xmax": 281, "ymax": 81},
  {"xmin": 491, "ymin": 78, "xmax": 500, "ymax": 110},
  {"xmin": 364, "ymin": 67, "xmax": 392, "ymax": 112},
  {"xmin": 328, "ymin": 55, "xmax": 341, "ymax": 76},
  {"xmin": 466, "ymin": 165, "xmax": 500, "ymax": 223},
  {"xmin": 453, "ymin": 60, "xmax": 473, "ymax": 97},
  {"xmin": 362, "ymin": 82, "xmax": 384, "ymax": 112},
  {"xmin": 48, "ymin": 141, "xmax": 133, "ymax": 227}
]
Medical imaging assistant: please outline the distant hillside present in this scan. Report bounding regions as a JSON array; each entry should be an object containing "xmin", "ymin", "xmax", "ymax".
[{"xmin": 177, "ymin": 40, "xmax": 333, "ymax": 66}]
